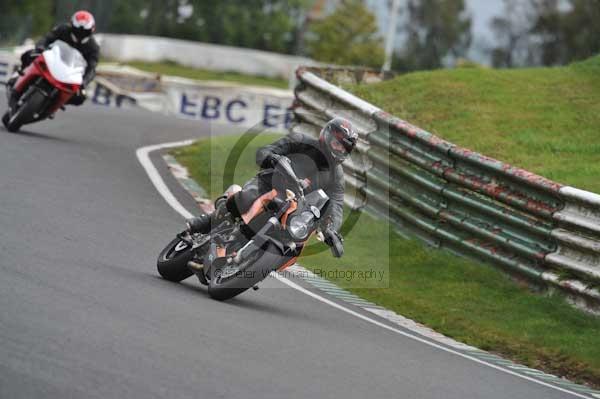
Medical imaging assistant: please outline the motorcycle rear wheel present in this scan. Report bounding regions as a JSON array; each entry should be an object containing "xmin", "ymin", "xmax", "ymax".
[{"xmin": 157, "ymin": 236, "xmax": 195, "ymax": 282}]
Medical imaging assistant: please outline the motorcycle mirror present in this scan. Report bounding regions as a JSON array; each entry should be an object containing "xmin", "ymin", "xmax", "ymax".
[{"xmin": 276, "ymin": 156, "xmax": 294, "ymax": 176}]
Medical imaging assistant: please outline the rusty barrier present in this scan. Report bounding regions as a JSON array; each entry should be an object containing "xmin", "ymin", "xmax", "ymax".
[{"xmin": 292, "ymin": 67, "xmax": 600, "ymax": 311}]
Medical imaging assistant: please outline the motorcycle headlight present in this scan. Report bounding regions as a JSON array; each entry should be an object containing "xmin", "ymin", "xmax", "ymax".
[{"xmin": 288, "ymin": 211, "xmax": 314, "ymax": 241}]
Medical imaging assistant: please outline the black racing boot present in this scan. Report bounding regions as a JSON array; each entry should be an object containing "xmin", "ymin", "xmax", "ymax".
[
  {"xmin": 186, "ymin": 213, "xmax": 211, "ymax": 234},
  {"xmin": 6, "ymin": 65, "xmax": 24, "ymax": 90},
  {"xmin": 5, "ymin": 75, "xmax": 17, "ymax": 104},
  {"xmin": 6, "ymin": 76, "xmax": 16, "ymax": 90},
  {"xmin": 186, "ymin": 195, "xmax": 232, "ymax": 234},
  {"xmin": 6, "ymin": 70, "xmax": 18, "ymax": 88},
  {"xmin": 6, "ymin": 71, "xmax": 21, "ymax": 108},
  {"xmin": 212, "ymin": 195, "xmax": 230, "ymax": 222}
]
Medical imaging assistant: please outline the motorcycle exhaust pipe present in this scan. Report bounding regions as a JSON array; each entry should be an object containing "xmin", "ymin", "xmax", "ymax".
[{"xmin": 187, "ymin": 260, "xmax": 203, "ymax": 272}]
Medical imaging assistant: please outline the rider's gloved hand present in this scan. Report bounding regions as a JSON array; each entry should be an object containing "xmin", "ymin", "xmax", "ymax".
[
  {"xmin": 323, "ymin": 227, "xmax": 340, "ymax": 245},
  {"xmin": 323, "ymin": 227, "xmax": 344, "ymax": 258}
]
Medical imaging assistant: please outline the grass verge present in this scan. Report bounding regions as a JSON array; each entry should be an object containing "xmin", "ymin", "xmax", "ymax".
[
  {"xmin": 348, "ymin": 56, "xmax": 600, "ymax": 193},
  {"xmin": 173, "ymin": 133, "xmax": 600, "ymax": 388},
  {"xmin": 122, "ymin": 60, "xmax": 289, "ymax": 90}
]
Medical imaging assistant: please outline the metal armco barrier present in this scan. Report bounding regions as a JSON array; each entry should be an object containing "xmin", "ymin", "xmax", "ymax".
[{"xmin": 292, "ymin": 67, "xmax": 600, "ymax": 311}]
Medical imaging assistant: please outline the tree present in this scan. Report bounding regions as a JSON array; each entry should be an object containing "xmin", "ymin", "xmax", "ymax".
[
  {"xmin": 531, "ymin": 0, "xmax": 600, "ymax": 65},
  {"xmin": 395, "ymin": 0, "xmax": 472, "ymax": 71},
  {"xmin": 490, "ymin": 0, "xmax": 600, "ymax": 68},
  {"xmin": 192, "ymin": 0, "xmax": 309, "ymax": 53},
  {"xmin": 489, "ymin": 0, "xmax": 537, "ymax": 68},
  {"xmin": 106, "ymin": 0, "xmax": 309, "ymax": 54},
  {"xmin": 0, "ymin": 0, "xmax": 54, "ymax": 44},
  {"xmin": 306, "ymin": 0, "xmax": 385, "ymax": 68},
  {"xmin": 105, "ymin": 0, "xmax": 149, "ymax": 36}
]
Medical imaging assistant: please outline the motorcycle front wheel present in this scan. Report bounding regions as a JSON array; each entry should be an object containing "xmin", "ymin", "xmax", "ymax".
[
  {"xmin": 157, "ymin": 236, "xmax": 195, "ymax": 282},
  {"xmin": 5, "ymin": 89, "xmax": 46, "ymax": 132},
  {"xmin": 208, "ymin": 243, "xmax": 289, "ymax": 301},
  {"xmin": 2, "ymin": 112, "xmax": 9, "ymax": 129}
]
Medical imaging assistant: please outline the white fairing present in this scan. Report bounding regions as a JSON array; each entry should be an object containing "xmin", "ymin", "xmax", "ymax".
[{"xmin": 42, "ymin": 40, "xmax": 87, "ymax": 85}]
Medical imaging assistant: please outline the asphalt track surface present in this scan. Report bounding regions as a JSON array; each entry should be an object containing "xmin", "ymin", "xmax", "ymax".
[{"xmin": 0, "ymin": 95, "xmax": 585, "ymax": 399}]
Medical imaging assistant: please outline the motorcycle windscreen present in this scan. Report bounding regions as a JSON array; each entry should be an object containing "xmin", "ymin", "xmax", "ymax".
[{"xmin": 43, "ymin": 40, "xmax": 88, "ymax": 85}]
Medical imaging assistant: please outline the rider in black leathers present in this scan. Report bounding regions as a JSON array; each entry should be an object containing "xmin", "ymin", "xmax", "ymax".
[
  {"xmin": 187, "ymin": 118, "xmax": 358, "ymax": 246},
  {"xmin": 11, "ymin": 10, "xmax": 99, "ymax": 106}
]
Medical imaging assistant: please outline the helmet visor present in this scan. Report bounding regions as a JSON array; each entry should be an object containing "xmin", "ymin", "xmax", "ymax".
[
  {"xmin": 72, "ymin": 26, "xmax": 92, "ymax": 41},
  {"xmin": 329, "ymin": 137, "xmax": 348, "ymax": 157},
  {"xmin": 324, "ymin": 125, "xmax": 355, "ymax": 162}
]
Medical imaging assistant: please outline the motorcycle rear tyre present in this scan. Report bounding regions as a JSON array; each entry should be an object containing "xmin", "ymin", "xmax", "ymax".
[{"xmin": 157, "ymin": 236, "xmax": 195, "ymax": 282}]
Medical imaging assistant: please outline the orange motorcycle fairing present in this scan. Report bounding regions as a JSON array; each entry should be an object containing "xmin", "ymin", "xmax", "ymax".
[
  {"xmin": 280, "ymin": 200, "xmax": 298, "ymax": 229},
  {"xmin": 277, "ymin": 232, "xmax": 313, "ymax": 272},
  {"xmin": 278, "ymin": 256, "xmax": 299, "ymax": 271},
  {"xmin": 241, "ymin": 189, "xmax": 278, "ymax": 225}
]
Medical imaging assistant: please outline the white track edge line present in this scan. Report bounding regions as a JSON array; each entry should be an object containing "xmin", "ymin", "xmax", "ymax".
[
  {"xmin": 272, "ymin": 274, "xmax": 591, "ymax": 399},
  {"xmin": 136, "ymin": 140, "xmax": 195, "ymax": 219},
  {"xmin": 136, "ymin": 140, "xmax": 594, "ymax": 399}
]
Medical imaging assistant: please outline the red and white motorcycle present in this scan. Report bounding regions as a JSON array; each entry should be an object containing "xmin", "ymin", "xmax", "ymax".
[{"xmin": 3, "ymin": 40, "xmax": 86, "ymax": 132}]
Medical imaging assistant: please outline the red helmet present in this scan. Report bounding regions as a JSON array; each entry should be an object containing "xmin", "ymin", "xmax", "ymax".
[
  {"xmin": 70, "ymin": 10, "xmax": 96, "ymax": 43},
  {"xmin": 319, "ymin": 117, "xmax": 358, "ymax": 164}
]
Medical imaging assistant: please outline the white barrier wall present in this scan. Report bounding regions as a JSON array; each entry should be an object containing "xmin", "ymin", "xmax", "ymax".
[
  {"xmin": 0, "ymin": 51, "xmax": 294, "ymax": 131},
  {"xmin": 89, "ymin": 65, "xmax": 294, "ymax": 132},
  {"xmin": 96, "ymin": 34, "xmax": 317, "ymax": 80},
  {"xmin": 0, "ymin": 51, "xmax": 18, "ymax": 83},
  {"xmin": 163, "ymin": 78, "xmax": 293, "ymax": 131}
]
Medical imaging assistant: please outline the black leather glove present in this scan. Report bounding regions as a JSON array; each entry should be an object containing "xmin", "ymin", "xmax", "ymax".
[
  {"xmin": 323, "ymin": 227, "xmax": 344, "ymax": 258},
  {"xmin": 323, "ymin": 227, "xmax": 340, "ymax": 245}
]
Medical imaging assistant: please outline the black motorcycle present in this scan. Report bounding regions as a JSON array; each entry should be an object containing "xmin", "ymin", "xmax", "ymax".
[{"xmin": 156, "ymin": 156, "xmax": 344, "ymax": 301}]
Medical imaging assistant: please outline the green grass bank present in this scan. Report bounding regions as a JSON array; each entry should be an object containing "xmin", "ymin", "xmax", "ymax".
[{"xmin": 349, "ymin": 56, "xmax": 600, "ymax": 193}]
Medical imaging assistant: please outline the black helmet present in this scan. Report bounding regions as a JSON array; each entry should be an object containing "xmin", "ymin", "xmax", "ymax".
[{"xmin": 319, "ymin": 117, "xmax": 358, "ymax": 164}]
